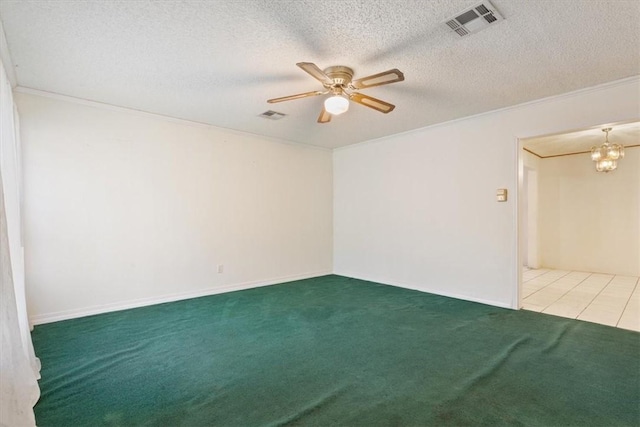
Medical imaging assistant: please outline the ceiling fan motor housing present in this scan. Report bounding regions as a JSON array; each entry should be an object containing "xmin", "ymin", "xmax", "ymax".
[{"xmin": 323, "ymin": 66, "xmax": 354, "ymax": 88}]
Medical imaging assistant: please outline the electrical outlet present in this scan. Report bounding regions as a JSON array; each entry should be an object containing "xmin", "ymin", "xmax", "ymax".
[{"xmin": 217, "ymin": 264, "xmax": 224, "ymax": 274}]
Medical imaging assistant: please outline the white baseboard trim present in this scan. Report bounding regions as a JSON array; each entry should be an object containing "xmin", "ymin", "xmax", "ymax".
[
  {"xmin": 334, "ymin": 270, "xmax": 514, "ymax": 310},
  {"xmin": 30, "ymin": 270, "xmax": 333, "ymax": 325}
]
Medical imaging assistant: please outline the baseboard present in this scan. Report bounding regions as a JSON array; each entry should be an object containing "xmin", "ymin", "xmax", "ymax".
[
  {"xmin": 334, "ymin": 270, "xmax": 514, "ymax": 310},
  {"xmin": 30, "ymin": 270, "xmax": 333, "ymax": 325}
]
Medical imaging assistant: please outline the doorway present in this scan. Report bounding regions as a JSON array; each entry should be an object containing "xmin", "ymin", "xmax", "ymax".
[{"xmin": 516, "ymin": 121, "xmax": 640, "ymax": 330}]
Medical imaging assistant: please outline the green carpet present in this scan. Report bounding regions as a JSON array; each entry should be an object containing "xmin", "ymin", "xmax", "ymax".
[{"xmin": 32, "ymin": 275, "xmax": 639, "ymax": 426}]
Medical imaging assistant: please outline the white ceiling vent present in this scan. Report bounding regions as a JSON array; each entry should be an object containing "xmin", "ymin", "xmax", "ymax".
[
  {"xmin": 445, "ymin": 1, "xmax": 504, "ymax": 37},
  {"xmin": 259, "ymin": 110, "xmax": 286, "ymax": 120}
]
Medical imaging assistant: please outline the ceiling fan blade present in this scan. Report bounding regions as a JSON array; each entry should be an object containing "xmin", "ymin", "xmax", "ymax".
[
  {"xmin": 267, "ymin": 90, "xmax": 325, "ymax": 103},
  {"xmin": 297, "ymin": 62, "xmax": 334, "ymax": 86},
  {"xmin": 317, "ymin": 107, "xmax": 332, "ymax": 123},
  {"xmin": 349, "ymin": 92, "xmax": 395, "ymax": 113},
  {"xmin": 350, "ymin": 68, "xmax": 404, "ymax": 89}
]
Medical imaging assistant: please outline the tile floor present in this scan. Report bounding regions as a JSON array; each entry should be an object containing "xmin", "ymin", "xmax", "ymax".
[{"xmin": 521, "ymin": 268, "xmax": 639, "ymax": 332}]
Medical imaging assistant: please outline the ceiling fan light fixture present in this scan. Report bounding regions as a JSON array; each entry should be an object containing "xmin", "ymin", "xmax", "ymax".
[{"xmin": 324, "ymin": 95, "xmax": 349, "ymax": 115}]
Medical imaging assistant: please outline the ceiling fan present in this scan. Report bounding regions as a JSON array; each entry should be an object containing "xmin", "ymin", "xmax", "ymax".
[{"xmin": 267, "ymin": 62, "xmax": 404, "ymax": 123}]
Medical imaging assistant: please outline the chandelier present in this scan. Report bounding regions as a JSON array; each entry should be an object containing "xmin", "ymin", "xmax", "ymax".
[{"xmin": 590, "ymin": 127, "xmax": 624, "ymax": 172}]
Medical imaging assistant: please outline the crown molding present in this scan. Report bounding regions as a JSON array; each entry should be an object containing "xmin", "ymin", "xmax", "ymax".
[
  {"xmin": 336, "ymin": 75, "xmax": 640, "ymax": 152},
  {"xmin": 13, "ymin": 86, "xmax": 332, "ymax": 152}
]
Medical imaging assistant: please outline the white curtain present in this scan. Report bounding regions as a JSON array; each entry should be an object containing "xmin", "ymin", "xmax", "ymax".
[{"xmin": 0, "ymin": 53, "xmax": 40, "ymax": 426}]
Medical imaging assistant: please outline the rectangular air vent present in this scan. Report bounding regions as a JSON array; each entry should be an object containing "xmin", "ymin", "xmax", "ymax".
[
  {"xmin": 444, "ymin": 1, "xmax": 504, "ymax": 37},
  {"xmin": 259, "ymin": 110, "xmax": 286, "ymax": 120}
]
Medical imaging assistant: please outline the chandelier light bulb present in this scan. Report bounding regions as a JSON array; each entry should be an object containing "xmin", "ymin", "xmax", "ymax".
[
  {"xmin": 324, "ymin": 95, "xmax": 349, "ymax": 115},
  {"xmin": 606, "ymin": 144, "xmax": 624, "ymax": 160}
]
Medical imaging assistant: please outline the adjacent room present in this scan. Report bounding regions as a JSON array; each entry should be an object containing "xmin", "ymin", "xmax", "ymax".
[
  {"xmin": 1, "ymin": 1, "xmax": 639, "ymax": 426},
  {"xmin": 519, "ymin": 123, "xmax": 639, "ymax": 328}
]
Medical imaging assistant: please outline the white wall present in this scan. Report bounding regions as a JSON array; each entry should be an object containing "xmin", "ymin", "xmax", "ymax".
[
  {"xmin": 334, "ymin": 78, "xmax": 640, "ymax": 309},
  {"xmin": 538, "ymin": 148, "xmax": 639, "ymax": 276},
  {"xmin": 17, "ymin": 91, "xmax": 333, "ymax": 323},
  {"xmin": 521, "ymin": 150, "xmax": 540, "ymax": 269}
]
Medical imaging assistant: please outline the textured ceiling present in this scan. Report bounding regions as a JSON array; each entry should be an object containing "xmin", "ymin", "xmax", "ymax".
[
  {"xmin": 523, "ymin": 121, "xmax": 640, "ymax": 158},
  {"xmin": 0, "ymin": 0, "xmax": 639, "ymax": 148}
]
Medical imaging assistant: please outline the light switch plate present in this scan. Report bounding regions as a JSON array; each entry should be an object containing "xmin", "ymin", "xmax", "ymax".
[{"xmin": 496, "ymin": 189, "xmax": 507, "ymax": 202}]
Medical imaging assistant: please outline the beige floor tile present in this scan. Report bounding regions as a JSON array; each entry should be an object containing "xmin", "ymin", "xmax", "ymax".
[
  {"xmin": 523, "ymin": 268, "xmax": 639, "ymax": 331},
  {"xmin": 575, "ymin": 283, "xmax": 609, "ymax": 293},
  {"xmin": 523, "ymin": 272, "xmax": 546, "ymax": 280},
  {"xmin": 565, "ymin": 290, "xmax": 598, "ymax": 301},
  {"xmin": 581, "ymin": 305, "xmax": 624, "ymax": 316},
  {"xmin": 618, "ymin": 322, "xmax": 640, "ymax": 332},
  {"xmin": 601, "ymin": 288, "xmax": 635, "ymax": 298},
  {"xmin": 588, "ymin": 276, "xmax": 615, "ymax": 284},
  {"xmin": 547, "ymin": 296, "xmax": 589, "ymax": 311},
  {"xmin": 543, "ymin": 304, "xmax": 580, "ymax": 319},
  {"xmin": 547, "ymin": 281, "xmax": 580, "ymax": 292},
  {"xmin": 578, "ymin": 311, "xmax": 619, "ymax": 327},
  {"xmin": 546, "ymin": 273, "xmax": 571, "ymax": 280},
  {"xmin": 523, "ymin": 278, "xmax": 549, "ymax": 286},
  {"xmin": 610, "ymin": 276, "xmax": 639, "ymax": 284},
  {"xmin": 554, "ymin": 280, "xmax": 584, "ymax": 286},
  {"xmin": 604, "ymin": 283, "xmax": 636, "ymax": 297},
  {"xmin": 524, "ymin": 292, "xmax": 562, "ymax": 307},
  {"xmin": 589, "ymin": 296, "xmax": 630, "ymax": 309}
]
